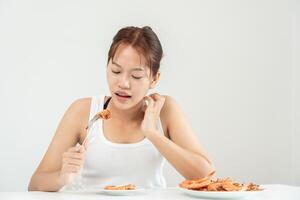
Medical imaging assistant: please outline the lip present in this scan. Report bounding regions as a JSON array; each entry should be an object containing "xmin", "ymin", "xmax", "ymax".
[
  {"xmin": 114, "ymin": 91, "xmax": 131, "ymax": 103},
  {"xmin": 115, "ymin": 93, "xmax": 131, "ymax": 102},
  {"xmin": 115, "ymin": 91, "xmax": 131, "ymax": 97}
]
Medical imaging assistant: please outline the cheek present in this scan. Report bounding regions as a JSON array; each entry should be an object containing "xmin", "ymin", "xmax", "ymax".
[
  {"xmin": 132, "ymin": 79, "xmax": 148, "ymax": 87},
  {"xmin": 131, "ymin": 81, "xmax": 150, "ymax": 95},
  {"xmin": 107, "ymin": 73, "xmax": 117, "ymax": 85}
]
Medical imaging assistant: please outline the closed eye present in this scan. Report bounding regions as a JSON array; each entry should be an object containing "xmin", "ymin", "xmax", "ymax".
[
  {"xmin": 132, "ymin": 76, "xmax": 143, "ymax": 79},
  {"xmin": 112, "ymin": 70, "xmax": 120, "ymax": 74}
]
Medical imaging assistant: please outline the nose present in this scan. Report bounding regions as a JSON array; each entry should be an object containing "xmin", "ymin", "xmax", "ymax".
[{"xmin": 118, "ymin": 74, "xmax": 130, "ymax": 89}]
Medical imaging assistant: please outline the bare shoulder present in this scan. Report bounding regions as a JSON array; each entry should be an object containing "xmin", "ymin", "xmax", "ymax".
[
  {"xmin": 58, "ymin": 97, "xmax": 92, "ymax": 140},
  {"xmin": 67, "ymin": 97, "xmax": 92, "ymax": 137},
  {"xmin": 160, "ymin": 95, "xmax": 180, "ymax": 117},
  {"xmin": 68, "ymin": 97, "xmax": 91, "ymax": 114},
  {"xmin": 53, "ymin": 97, "xmax": 92, "ymax": 140}
]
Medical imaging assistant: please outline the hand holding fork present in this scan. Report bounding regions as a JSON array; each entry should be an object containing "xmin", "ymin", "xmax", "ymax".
[{"xmin": 59, "ymin": 109, "xmax": 111, "ymax": 189}]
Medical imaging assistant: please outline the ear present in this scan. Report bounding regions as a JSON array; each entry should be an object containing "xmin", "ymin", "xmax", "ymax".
[{"xmin": 149, "ymin": 72, "xmax": 160, "ymax": 89}]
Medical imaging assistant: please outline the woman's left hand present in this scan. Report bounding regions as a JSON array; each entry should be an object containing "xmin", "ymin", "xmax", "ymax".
[{"xmin": 141, "ymin": 93, "xmax": 165, "ymax": 137}]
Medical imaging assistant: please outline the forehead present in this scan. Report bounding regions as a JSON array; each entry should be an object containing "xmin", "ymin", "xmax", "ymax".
[{"xmin": 112, "ymin": 44, "xmax": 148, "ymax": 70}]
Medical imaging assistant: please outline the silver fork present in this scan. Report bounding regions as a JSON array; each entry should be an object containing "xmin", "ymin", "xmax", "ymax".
[
  {"xmin": 82, "ymin": 114, "xmax": 101, "ymax": 146},
  {"xmin": 82, "ymin": 110, "xmax": 111, "ymax": 146}
]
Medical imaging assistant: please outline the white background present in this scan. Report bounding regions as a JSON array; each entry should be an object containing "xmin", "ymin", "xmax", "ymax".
[{"xmin": 0, "ymin": 0, "xmax": 299, "ymax": 191}]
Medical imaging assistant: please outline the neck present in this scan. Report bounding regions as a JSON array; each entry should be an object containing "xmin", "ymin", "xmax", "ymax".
[{"xmin": 107, "ymin": 98, "xmax": 144, "ymax": 123}]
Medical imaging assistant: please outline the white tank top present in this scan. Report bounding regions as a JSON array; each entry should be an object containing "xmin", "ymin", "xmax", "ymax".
[{"xmin": 78, "ymin": 94, "xmax": 166, "ymax": 189}]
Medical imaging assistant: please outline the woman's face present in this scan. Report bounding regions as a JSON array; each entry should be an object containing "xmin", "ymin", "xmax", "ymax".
[{"xmin": 106, "ymin": 44, "xmax": 158, "ymax": 110}]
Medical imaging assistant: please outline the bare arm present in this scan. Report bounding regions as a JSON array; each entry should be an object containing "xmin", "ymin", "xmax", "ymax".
[
  {"xmin": 28, "ymin": 98, "xmax": 90, "ymax": 191},
  {"xmin": 146, "ymin": 95, "xmax": 214, "ymax": 180}
]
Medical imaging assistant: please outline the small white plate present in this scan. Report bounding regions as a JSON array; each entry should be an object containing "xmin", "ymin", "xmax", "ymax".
[
  {"xmin": 89, "ymin": 186, "xmax": 147, "ymax": 196},
  {"xmin": 178, "ymin": 186, "xmax": 264, "ymax": 199}
]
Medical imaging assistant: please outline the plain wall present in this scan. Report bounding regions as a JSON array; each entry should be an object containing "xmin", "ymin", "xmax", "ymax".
[
  {"xmin": 293, "ymin": 0, "xmax": 300, "ymax": 186},
  {"xmin": 0, "ymin": 0, "xmax": 299, "ymax": 191}
]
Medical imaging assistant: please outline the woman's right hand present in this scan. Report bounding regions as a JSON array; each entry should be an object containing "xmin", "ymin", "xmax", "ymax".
[{"xmin": 59, "ymin": 144, "xmax": 87, "ymax": 186}]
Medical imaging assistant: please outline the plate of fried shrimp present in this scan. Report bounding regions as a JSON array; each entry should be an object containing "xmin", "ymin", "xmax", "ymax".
[{"xmin": 178, "ymin": 171, "xmax": 264, "ymax": 199}]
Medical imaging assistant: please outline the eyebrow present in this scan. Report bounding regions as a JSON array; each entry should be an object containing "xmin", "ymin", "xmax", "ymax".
[{"xmin": 112, "ymin": 60, "xmax": 145, "ymax": 71}]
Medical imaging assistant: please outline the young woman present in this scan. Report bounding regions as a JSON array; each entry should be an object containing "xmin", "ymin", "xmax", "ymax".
[{"xmin": 28, "ymin": 26, "xmax": 214, "ymax": 192}]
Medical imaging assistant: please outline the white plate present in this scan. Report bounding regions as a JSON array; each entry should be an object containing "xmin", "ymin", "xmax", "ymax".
[
  {"xmin": 178, "ymin": 186, "xmax": 264, "ymax": 199},
  {"xmin": 88, "ymin": 186, "xmax": 147, "ymax": 196}
]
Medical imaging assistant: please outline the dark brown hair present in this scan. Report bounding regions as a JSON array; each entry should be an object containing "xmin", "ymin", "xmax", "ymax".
[{"xmin": 107, "ymin": 26, "xmax": 163, "ymax": 77}]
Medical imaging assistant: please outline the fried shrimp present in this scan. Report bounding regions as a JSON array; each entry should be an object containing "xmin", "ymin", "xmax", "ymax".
[
  {"xmin": 98, "ymin": 109, "xmax": 111, "ymax": 120},
  {"xmin": 179, "ymin": 172, "xmax": 263, "ymax": 192},
  {"xmin": 179, "ymin": 171, "xmax": 215, "ymax": 190},
  {"xmin": 104, "ymin": 184, "xmax": 135, "ymax": 190}
]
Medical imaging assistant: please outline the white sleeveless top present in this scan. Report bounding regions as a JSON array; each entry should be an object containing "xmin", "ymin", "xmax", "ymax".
[{"xmin": 78, "ymin": 94, "xmax": 166, "ymax": 189}]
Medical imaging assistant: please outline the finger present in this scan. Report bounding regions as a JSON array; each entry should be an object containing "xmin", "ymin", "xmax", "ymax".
[
  {"xmin": 63, "ymin": 158, "xmax": 83, "ymax": 166},
  {"xmin": 144, "ymin": 96, "xmax": 154, "ymax": 111},
  {"xmin": 65, "ymin": 165, "xmax": 81, "ymax": 173},
  {"xmin": 68, "ymin": 145, "xmax": 86, "ymax": 152},
  {"xmin": 144, "ymin": 99, "xmax": 149, "ymax": 106},
  {"xmin": 71, "ymin": 165, "xmax": 81, "ymax": 173},
  {"xmin": 152, "ymin": 93, "xmax": 165, "ymax": 107},
  {"xmin": 149, "ymin": 94, "xmax": 161, "ymax": 109},
  {"xmin": 82, "ymin": 139, "xmax": 89, "ymax": 150},
  {"xmin": 141, "ymin": 99, "xmax": 148, "ymax": 112},
  {"xmin": 149, "ymin": 93, "xmax": 161, "ymax": 101},
  {"xmin": 154, "ymin": 96, "xmax": 165, "ymax": 111},
  {"xmin": 148, "ymin": 93, "xmax": 165, "ymax": 113},
  {"xmin": 70, "ymin": 145, "xmax": 86, "ymax": 153},
  {"xmin": 78, "ymin": 145, "xmax": 85, "ymax": 153},
  {"xmin": 145, "ymin": 96, "xmax": 154, "ymax": 106},
  {"xmin": 63, "ymin": 152, "xmax": 85, "ymax": 160},
  {"xmin": 68, "ymin": 146, "xmax": 81, "ymax": 152},
  {"xmin": 150, "ymin": 93, "xmax": 163, "ymax": 104}
]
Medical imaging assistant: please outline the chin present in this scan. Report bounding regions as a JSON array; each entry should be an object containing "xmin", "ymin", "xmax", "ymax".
[
  {"xmin": 111, "ymin": 97, "xmax": 132, "ymax": 109},
  {"xmin": 114, "ymin": 97, "xmax": 143, "ymax": 110}
]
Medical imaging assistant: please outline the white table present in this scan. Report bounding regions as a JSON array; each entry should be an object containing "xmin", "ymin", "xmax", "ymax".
[{"xmin": 1, "ymin": 185, "xmax": 300, "ymax": 200}]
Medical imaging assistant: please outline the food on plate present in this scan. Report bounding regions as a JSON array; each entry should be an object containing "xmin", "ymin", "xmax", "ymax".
[
  {"xmin": 179, "ymin": 171, "xmax": 263, "ymax": 192},
  {"xmin": 104, "ymin": 184, "xmax": 136, "ymax": 190},
  {"xmin": 180, "ymin": 171, "xmax": 216, "ymax": 190}
]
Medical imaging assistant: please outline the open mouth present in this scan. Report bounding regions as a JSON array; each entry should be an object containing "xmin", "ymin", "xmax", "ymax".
[{"xmin": 115, "ymin": 93, "xmax": 131, "ymax": 98}]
